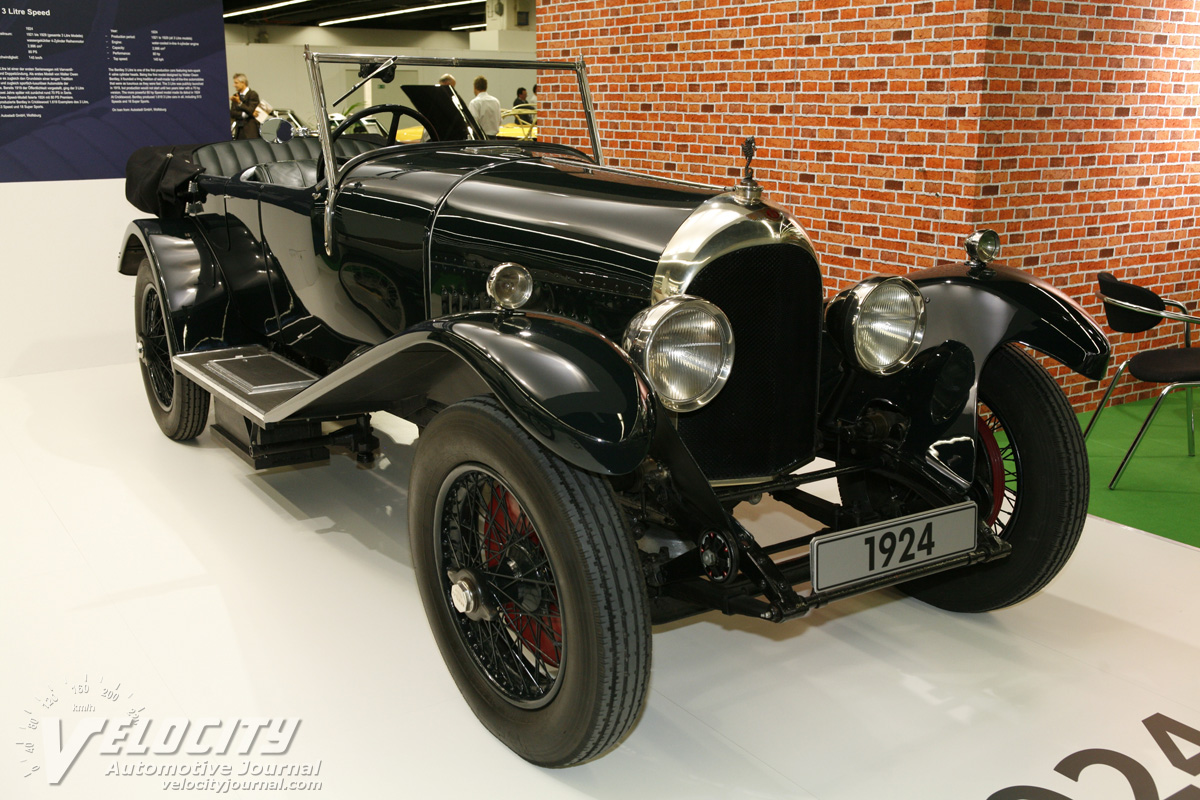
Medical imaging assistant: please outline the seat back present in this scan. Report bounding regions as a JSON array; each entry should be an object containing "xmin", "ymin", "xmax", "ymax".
[
  {"xmin": 252, "ymin": 160, "xmax": 319, "ymax": 188},
  {"xmin": 193, "ymin": 136, "xmax": 379, "ymax": 180},
  {"xmin": 1098, "ymin": 271, "xmax": 1166, "ymax": 334}
]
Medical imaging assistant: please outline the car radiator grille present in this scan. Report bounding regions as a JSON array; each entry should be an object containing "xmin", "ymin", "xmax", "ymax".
[{"xmin": 676, "ymin": 243, "xmax": 823, "ymax": 483}]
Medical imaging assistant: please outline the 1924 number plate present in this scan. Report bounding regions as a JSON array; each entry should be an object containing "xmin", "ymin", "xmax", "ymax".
[{"xmin": 810, "ymin": 502, "xmax": 977, "ymax": 593}]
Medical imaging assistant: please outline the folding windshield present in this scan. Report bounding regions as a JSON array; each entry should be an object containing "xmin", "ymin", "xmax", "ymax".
[
  {"xmin": 303, "ymin": 47, "xmax": 603, "ymax": 257},
  {"xmin": 303, "ymin": 47, "xmax": 603, "ymax": 173}
]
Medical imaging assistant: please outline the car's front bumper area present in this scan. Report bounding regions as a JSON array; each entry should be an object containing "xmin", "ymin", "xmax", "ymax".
[
  {"xmin": 651, "ymin": 513, "xmax": 1011, "ymax": 623},
  {"xmin": 641, "ymin": 410, "xmax": 1011, "ymax": 623}
]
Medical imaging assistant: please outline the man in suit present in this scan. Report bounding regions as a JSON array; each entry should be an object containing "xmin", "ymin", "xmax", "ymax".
[
  {"xmin": 511, "ymin": 87, "xmax": 533, "ymax": 123},
  {"xmin": 230, "ymin": 73, "xmax": 260, "ymax": 140}
]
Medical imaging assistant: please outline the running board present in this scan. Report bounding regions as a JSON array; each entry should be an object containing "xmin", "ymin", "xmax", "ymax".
[
  {"xmin": 173, "ymin": 345, "xmax": 378, "ymax": 470},
  {"xmin": 173, "ymin": 345, "xmax": 318, "ymax": 426}
]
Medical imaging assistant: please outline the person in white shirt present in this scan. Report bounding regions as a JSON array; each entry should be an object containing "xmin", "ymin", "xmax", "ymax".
[{"xmin": 467, "ymin": 75, "xmax": 502, "ymax": 138}]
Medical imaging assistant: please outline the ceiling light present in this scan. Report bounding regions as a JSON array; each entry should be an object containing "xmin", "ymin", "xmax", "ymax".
[
  {"xmin": 451, "ymin": 22, "xmax": 486, "ymax": 30},
  {"xmin": 223, "ymin": 0, "xmax": 314, "ymax": 19},
  {"xmin": 320, "ymin": 0, "xmax": 485, "ymax": 27}
]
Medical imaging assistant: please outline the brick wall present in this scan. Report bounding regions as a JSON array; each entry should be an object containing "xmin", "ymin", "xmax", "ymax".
[{"xmin": 537, "ymin": 0, "xmax": 1200, "ymax": 410}]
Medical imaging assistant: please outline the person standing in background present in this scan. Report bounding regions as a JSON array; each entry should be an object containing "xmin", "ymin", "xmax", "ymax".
[
  {"xmin": 438, "ymin": 73, "xmax": 457, "ymax": 89},
  {"xmin": 511, "ymin": 87, "xmax": 533, "ymax": 123},
  {"xmin": 230, "ymin": 73, "xmax": 260, "ymax": 140},
  {"xmin": 468, "ymin": 75, "xmax": 501, "ymax": 138}
]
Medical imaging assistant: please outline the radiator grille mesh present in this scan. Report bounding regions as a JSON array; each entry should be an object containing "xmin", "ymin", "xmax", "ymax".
[{"xmin": 675, "ymin": 243, "xmax": 823, "ymax": 482}]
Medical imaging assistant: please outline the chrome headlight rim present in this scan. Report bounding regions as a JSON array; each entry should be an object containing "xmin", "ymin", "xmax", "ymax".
[
  {"xmin": 830, "ymin": 276, "xmax": 927, "ymax": 376},
  {"xmin": 623, "ymin": 295, "xmax": 735, "ymax": 413}
]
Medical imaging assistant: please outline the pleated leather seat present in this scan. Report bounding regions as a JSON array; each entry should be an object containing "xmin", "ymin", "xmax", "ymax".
[{"xmin": 193, "ymin": 136, "xmax": 378, "ymax": 180}]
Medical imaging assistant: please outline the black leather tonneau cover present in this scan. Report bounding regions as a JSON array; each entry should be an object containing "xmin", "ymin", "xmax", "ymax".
[{"xmin": 124, "ymin": 143, "xmax": 206, "ymax": 219}]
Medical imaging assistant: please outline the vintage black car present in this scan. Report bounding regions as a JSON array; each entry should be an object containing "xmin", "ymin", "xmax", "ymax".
[{"xmin": 118, "ymin": 49, "xmax": 1110, "ymax": 766}]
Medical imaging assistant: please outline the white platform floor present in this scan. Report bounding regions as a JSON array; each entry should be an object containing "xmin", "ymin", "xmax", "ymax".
[{"xmin": 3, "ymin": 361, "xmax": 1199, "ymax": 799}]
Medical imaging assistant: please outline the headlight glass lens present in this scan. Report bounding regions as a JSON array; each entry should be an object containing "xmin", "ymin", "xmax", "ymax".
[
  {"xmin": 624, "ymin": 297, "xmax": 734, "ymax": 412},
  {"xmin": 851, "ymin": 278, "xmax": 926, "ymax": 374},
  {"xmin": 486, "ymin": 262, "xmax": 533, "ymax": 310}
]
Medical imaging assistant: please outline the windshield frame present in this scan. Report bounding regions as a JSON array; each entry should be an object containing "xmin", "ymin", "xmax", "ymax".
[
  {"xmin": 302, "ymin": 46, "xmax": 603, "ymax": 185},
  {"xmin": 303, "ymin": 47, "xmax": 603, "ymax": 257}
]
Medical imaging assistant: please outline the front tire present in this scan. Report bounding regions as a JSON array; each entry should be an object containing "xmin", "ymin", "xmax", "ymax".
[
  {"xmin": 843, "ymin": 345, "xmax": 1089, "ymax": 612},
  {"xmin": 408, "ymin": 397, "xmax": 651, "ymax": 766},
  {"xmin": 134, "ymin": 258, "xmax": 209, "ymax": 440}
]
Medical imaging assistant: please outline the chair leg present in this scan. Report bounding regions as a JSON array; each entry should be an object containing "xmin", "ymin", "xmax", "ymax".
[
  {"xmin": 1109, "ymin": 381, "xmax": 1200, "ymax": 488},
  {"xmin": 1188, "ymin": 387, "xmax": 1195, "ymax": 457},
  {"xmin": 1083, "ymin": 360, "xmax": 1128, "ymax": 441}
]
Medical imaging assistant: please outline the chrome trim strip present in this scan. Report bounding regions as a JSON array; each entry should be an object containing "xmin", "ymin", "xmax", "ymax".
[
  {"xmin": 304, "ymin": 51, "xmax": 582, "ymax": 71},
  {"xmin": 575, "ymin": 59, "xmax": 603, "ymax": 165},
  {"xmin": 707, "ymin": 475, "xmax": 775, "ymax": 488},
  {"xmin": 652, "ymin": 194, "xmax": 818, "ymax": 303},
  {"xmin": 539, "ymin": 156, "xmax": 721, "ymax": 190},
  {"xmin": 1100, "ymin": 294, "xmax": 1200, "ymax": 326},
  {"xmin": 305, "ymin": 46, "xmax": 339, "ymax": 257},
  {"xmin": 263, "ymin": 334, "xmax": 414, "ymax": 424}
]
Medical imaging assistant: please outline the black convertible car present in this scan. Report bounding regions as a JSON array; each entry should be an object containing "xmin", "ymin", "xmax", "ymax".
[{"xmin": 119, "ymin": 49, "xmax": 1110, "ymax": 766}]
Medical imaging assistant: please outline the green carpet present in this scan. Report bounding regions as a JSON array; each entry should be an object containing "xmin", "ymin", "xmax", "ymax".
[{"xmin": 1078, "ymin": 392, "xmax": 1199, "ymax": 547}]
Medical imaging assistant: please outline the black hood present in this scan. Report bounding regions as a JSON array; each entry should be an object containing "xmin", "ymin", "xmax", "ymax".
[{"xmin": 433, "ymin": 154, "xmax": 722, "ymax": 284}]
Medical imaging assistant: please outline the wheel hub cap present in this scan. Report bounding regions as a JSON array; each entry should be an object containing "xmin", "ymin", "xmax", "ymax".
[
  {"xmin": 451, "ymin": 578, "xmax": 478, "ymax": 614},
  {"xmin": 448, "ymin": 569, "xmax": 494, "ymax": 621}
]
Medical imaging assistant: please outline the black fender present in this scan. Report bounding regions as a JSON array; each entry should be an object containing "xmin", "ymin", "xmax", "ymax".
[
  {"xmin": 118, "ymin": 218, "xmax": 237, "ymax": 354},
  {"xmin": 835, "ymin": 262, "xmax": 1110, "ymax": 489},
  {"xmin": 911, "ymin": 261, "xmax": 1109, "ymax": 381},
  {"xmin": 267, "ymin": 310, "xmax": 656, "ymax": 476}
]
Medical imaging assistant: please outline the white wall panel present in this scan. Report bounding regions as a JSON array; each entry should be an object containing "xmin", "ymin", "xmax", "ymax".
[{"xmin": 0, "ymin": 178, "xmax": 138, "ymax": 378}]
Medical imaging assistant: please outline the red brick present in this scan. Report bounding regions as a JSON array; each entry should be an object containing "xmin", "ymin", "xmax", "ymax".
[{"xmin": 538, "ymin": 0, "xmax": 1199, "ymax": 410}]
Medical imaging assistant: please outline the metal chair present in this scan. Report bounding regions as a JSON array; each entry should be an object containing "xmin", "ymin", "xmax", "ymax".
[
  {"xmin": 499, "ymin": 104, "xmax": 537, "ymax": 140},
  {"xmin": 1083, "ymin": 271, "xmax": 1200, "ymax": 488}
]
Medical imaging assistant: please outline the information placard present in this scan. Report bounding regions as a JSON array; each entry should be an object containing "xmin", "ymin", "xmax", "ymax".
[{"xmin": 0, "ymin": 0, "xmax": 227, "ymax": 182}]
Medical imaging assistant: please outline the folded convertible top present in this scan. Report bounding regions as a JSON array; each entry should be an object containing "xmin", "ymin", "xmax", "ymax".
[{"xmin": 124, "ymin": 144, "xmax": 206, "ymax": 219}]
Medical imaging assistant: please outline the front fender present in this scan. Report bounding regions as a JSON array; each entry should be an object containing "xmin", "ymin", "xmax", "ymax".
[
  {"xmin": 911, "ymin": 261, "xmax": 1110, "ymax": 381},
  {"xmin": 118, "ymin": 218, "xmax": 233, "ymax": 354},
  {"xmin": 835, "ymin": 262, "xmax": 1110, "ymax": 489},
  {"xmin": 270, "ymin": 310, "xmax": 656, "ymax": 476}
]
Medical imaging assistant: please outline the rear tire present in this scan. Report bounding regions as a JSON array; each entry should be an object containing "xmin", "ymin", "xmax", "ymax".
[
  {"xmin": 134, "ymin": 258, "xmax": 209, "ymax": 440},
  {"xmin": 409, "ymin": 397, "xmax": 651, "ymax": 766}
]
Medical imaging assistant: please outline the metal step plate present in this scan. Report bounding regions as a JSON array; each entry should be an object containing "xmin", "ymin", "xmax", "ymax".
[{"xmin": 173, "ymin": 345, "xmax": 319, "ymax": 426}]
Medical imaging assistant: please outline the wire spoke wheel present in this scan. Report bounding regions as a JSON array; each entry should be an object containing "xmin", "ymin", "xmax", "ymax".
[
  {"xmin": 436, "ymin": 466, "xmax": 564, "ymax": 708},
  {"xmin": 975, "ymin": 402, "xmax": 1018, "ymax": 535},
  {"xmin": 410, "ymin": 397, "xmax": 650, "ymax": 766},
  {"xmin": 133, "ymin": 258, "xmax": 209, "ymax": 441},
  {"xmin": 140, "ymin": 284, "xmax": 175, "ymax": 410},
  {"xmin": 839, "ymin": 345, "xmax": 1088, "ymax": 612}
]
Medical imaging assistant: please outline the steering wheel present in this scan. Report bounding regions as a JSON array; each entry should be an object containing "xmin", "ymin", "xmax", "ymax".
[{"xmin": 319, "ymin": 103, "xmax": 439, "ymax": 182}]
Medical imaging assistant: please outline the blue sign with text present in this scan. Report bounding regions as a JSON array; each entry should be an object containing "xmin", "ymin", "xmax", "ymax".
[{"xmin": 0, "ymin": 0, "xmax": 227, "ymax": 181}]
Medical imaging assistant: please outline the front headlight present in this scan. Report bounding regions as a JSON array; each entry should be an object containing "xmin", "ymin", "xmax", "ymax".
[
  {"xmin": 623, "ymin": 296, "xmax": 734, "ymax": 412},
  {"xmin": 826, "ymin": 276, "xmax": 926, "ymax": 375}
]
